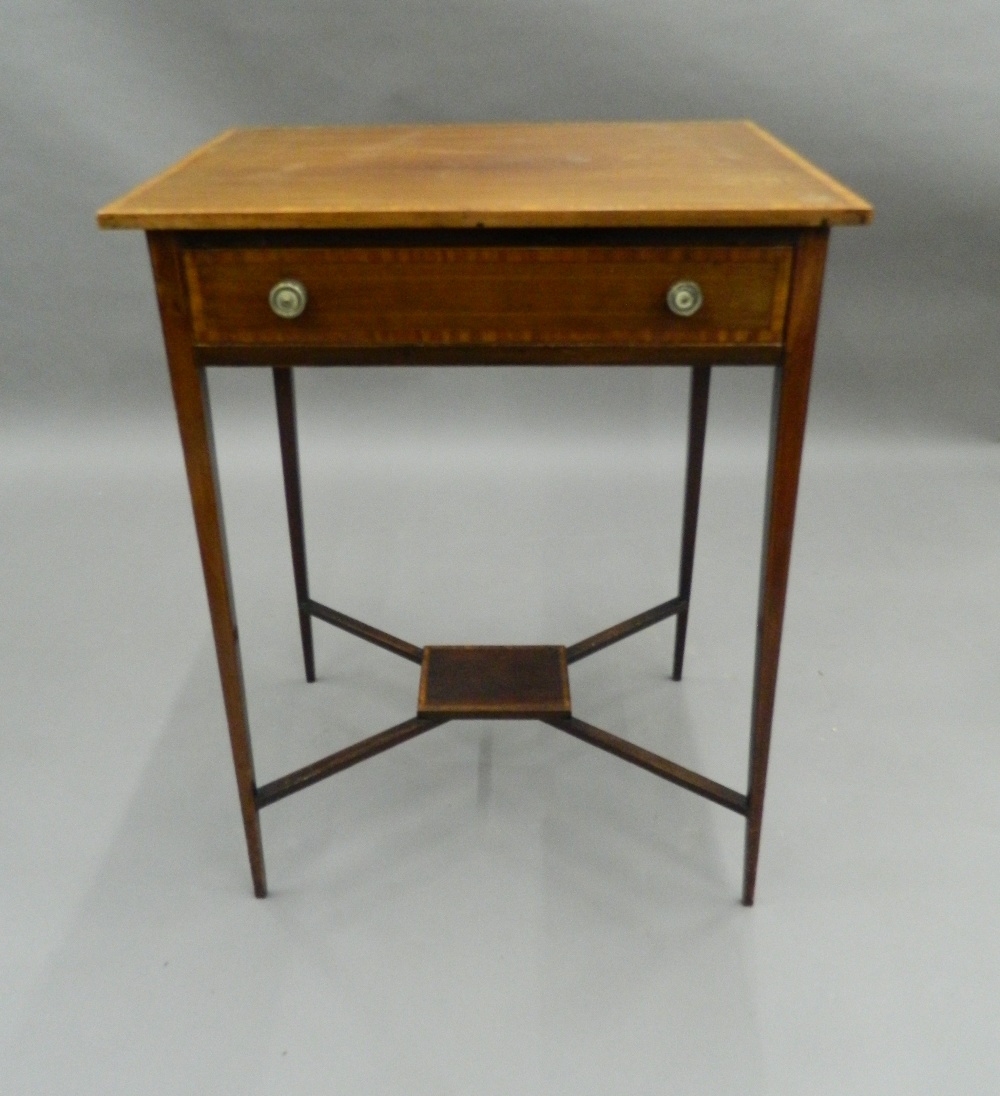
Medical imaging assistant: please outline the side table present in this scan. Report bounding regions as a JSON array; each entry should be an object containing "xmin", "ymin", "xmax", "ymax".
[{"xmin": 98, "ymin": 122, "xmax": 871, "ymax": 903}]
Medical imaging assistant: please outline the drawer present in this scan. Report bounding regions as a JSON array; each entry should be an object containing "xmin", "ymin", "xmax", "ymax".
[{"xmin": 184, "ymin": 245, "xmax": 793, "ymax": 349}]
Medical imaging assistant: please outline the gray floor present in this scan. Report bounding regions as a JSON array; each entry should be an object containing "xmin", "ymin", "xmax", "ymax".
[{"xmin": 2, "ymin": 365, "xmax": 998, "ymax": 1094}]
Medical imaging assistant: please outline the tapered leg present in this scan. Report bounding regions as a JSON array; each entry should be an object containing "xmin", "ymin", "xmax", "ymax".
[
  {"xmin": 672, "ymin": 365, "xmax": 711, "ymax": 681},
  {"xmin": 743, "ymin": 229, "xmax": 829, "ymax": 906},
  {"xmin": 273, "ymin": 368, "xmax": 316, "ymax": 683},
  {"xmin": 147, "ymin": 232, "xmax": 268, "ymax": 898}
]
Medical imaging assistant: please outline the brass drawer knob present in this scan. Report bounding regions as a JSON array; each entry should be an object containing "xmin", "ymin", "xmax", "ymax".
[
  {"xmin": 666, "ymin": 281, "xmax": 703, "ymax": 318},
  {"xmin": 269, "ymin": 279, "xmax": 308, "ymax": 319}
]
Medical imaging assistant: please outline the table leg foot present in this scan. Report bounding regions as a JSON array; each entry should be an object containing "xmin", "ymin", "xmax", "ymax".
[{"xmin": 742, "ymin": 820, "xmax": 760, "ymax": 905}]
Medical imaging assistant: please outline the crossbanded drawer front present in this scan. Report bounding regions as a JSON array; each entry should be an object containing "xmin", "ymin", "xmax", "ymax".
[{"xmin": 184, "ymin": 246, "xmax": 793, "ymax": 349}]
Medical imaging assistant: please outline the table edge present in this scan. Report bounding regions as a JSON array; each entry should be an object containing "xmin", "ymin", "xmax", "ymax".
[
  {"xmin": 97, "ymin": 207, "xmax": 872, "ymax": 230},
  {"xmin": 96, "ymin": 121, "xmax": 873, "ymax": 231}
]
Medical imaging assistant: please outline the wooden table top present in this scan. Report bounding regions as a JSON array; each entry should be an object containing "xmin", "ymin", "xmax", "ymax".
[{"xmin": 97, "ymin": 121, "xmax": 871, "ymax": 231}]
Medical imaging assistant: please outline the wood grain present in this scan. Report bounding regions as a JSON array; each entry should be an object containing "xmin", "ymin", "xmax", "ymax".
[
  {"xmin": 97, "ymin": 122, "xmax": 872, "ymax": 230},
  {"xmin": 742, "ymin": 227, "xmax": 830, "ymax": 907},
  {"xmin": 146, "ymin": 231, "xmax": 268, "ymax": 898},
  {"xmin": 185, "ymin": 244, "xmax": 792, "ymax": 350},
  {"xmin": 418, "ymin": 646, "xmax": 571, "ymax": 719}
]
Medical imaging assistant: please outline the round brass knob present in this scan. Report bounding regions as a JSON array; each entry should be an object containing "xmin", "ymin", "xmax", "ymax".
[
  {"xmin": 666, "ymin": 281, "xmax": 703, "ymax": 318},
  {"xmin": 269, "ymin": 279, "xmax": 308, "ymax": 319}
]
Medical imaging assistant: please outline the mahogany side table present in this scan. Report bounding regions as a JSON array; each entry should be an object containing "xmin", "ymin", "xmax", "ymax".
[{"xmin": 98, "ymin": 122, "xmax": 871, "ymax": 904}]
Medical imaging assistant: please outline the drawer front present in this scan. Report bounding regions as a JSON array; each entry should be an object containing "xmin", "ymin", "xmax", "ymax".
[{"xmin": 184, "ymin": 245, "xmax": 792, "ymax": 349}]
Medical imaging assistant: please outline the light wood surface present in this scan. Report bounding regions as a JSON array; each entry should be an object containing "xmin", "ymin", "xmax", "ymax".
[{"xmin": 98, "ymin": 122, "xmax": 871, "ymax": 230}]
